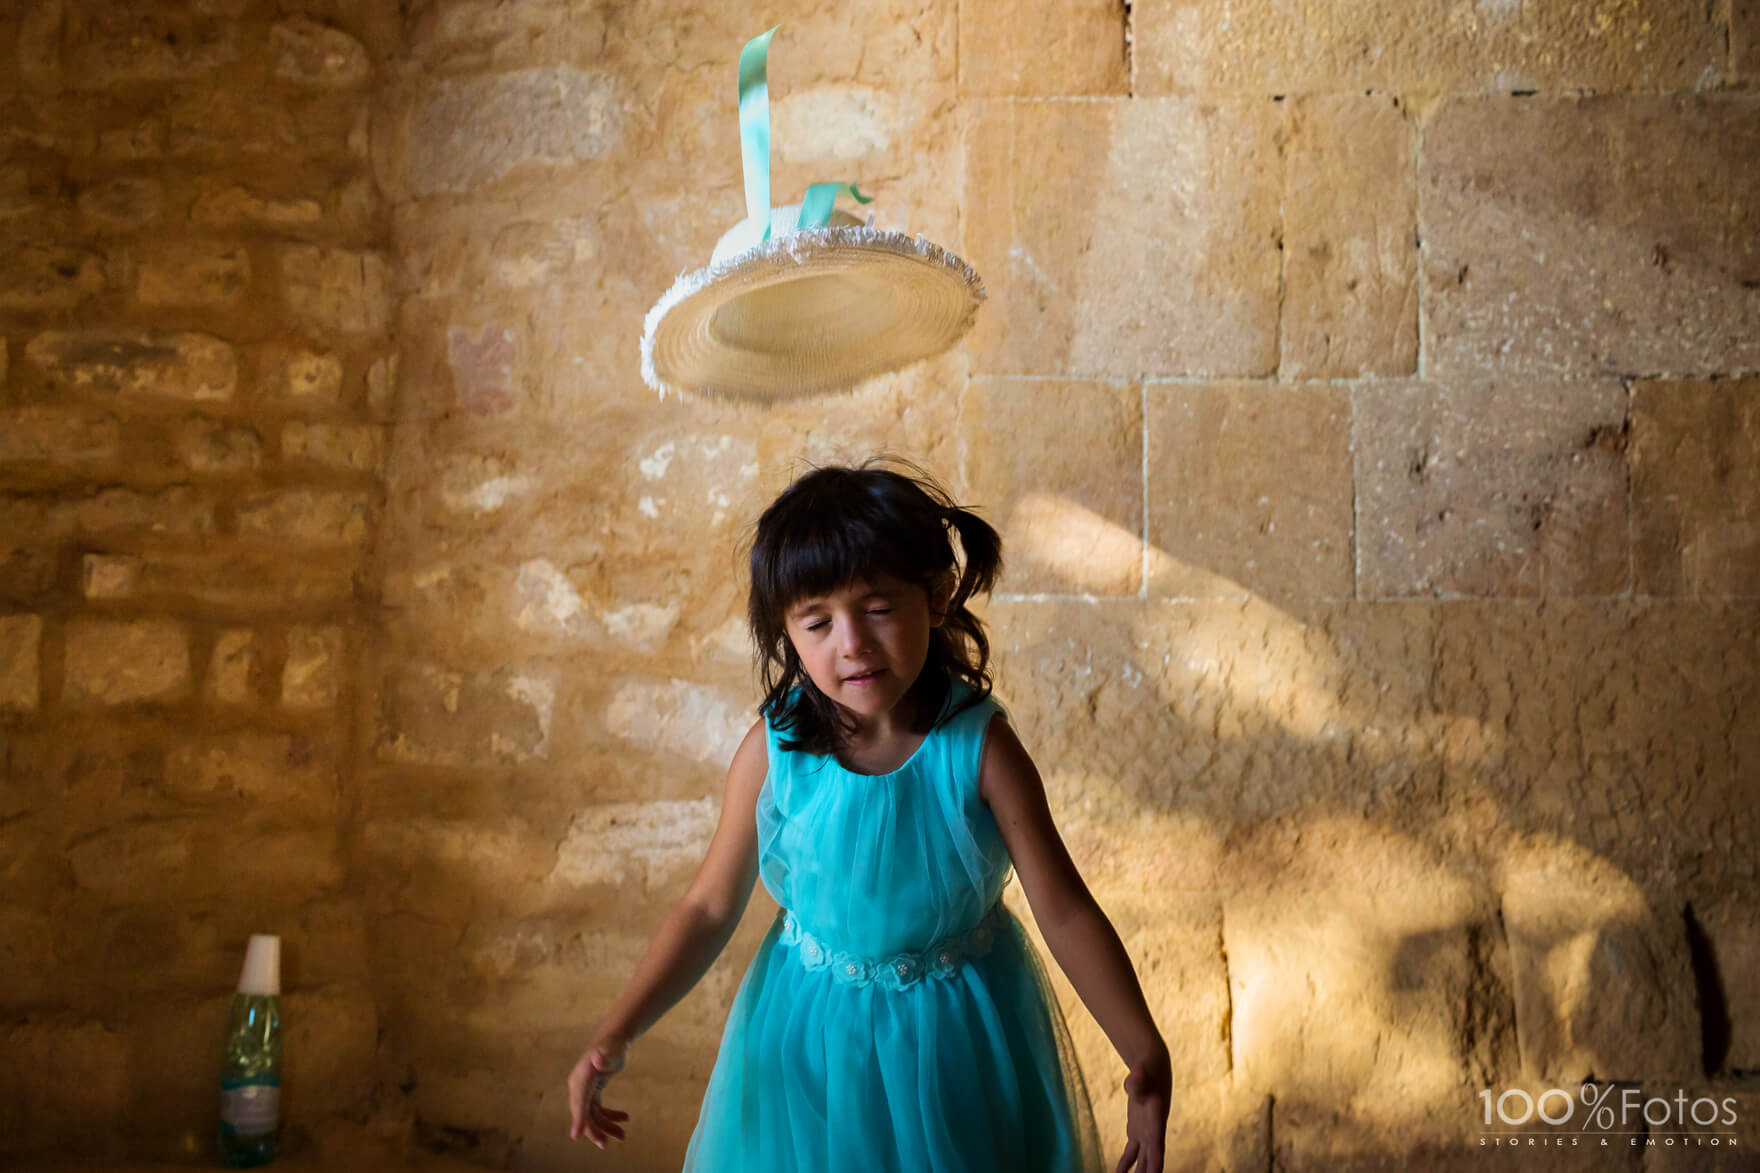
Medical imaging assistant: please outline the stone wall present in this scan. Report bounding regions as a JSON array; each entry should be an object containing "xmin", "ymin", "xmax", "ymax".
[
  {"xmin": 4, "ymin": 0, "xmax": 1759, "ymax": 1169},
  {"xmin": 0, "ymin": 0, "xmax": 400, "ymax": 1162}
]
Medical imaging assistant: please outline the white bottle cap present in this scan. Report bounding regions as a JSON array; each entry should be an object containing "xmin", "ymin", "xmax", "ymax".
[{"xmin": 237, "ymin": 934, "xmax": 281, "ymax": 996}]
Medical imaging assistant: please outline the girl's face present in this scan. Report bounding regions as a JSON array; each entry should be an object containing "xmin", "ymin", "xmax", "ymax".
[{"xmin": 781, "ymin": 571, "xmax": 949, "ymax": 732}]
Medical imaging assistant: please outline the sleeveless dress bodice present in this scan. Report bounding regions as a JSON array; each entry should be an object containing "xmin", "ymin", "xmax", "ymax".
[{"xmin": 681, "ymin": 671, "xmax": 1103, "ymax": 1173}]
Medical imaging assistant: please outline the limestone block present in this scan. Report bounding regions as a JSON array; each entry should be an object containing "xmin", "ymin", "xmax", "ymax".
[
  {"xmin": 1697, "ymin": 902, "xmax": 1760, "ymax": 1073},
  {"xmin": 96, "ymin": 121, "xmax": 164, "ymax": 160},
  {"xmin": 207, "ymin": 629, "xmax": 257, "ymax": 704},
  {"xmin": 272, "ymin": 18, "xmax": 370, "ymax": 88},
  {"xmin": 548, "ymin": 797, "xmax": 719, "ymax": 900},
  {"xmin": 961, "ymin": 379, "xmax": 1142, "ymax": 595},
  {"xmin": 0, "ymin": 614, "xmax": 41, "ymax": 711},
  {"xmin": 281, "ymin": 983, "xmax": 377, "ymax": 1118},
  {"xmin": 189, "ymin": 181, "xmax": 323, "ymax": 228},
  {"xmin": 164, "ymin": 730, "xmax": 339, "ymax": 809},
  {"xmin": 1631, "ymin": 381, "xmax": 1760, "ymax": 598},
  {"xmin": 375, "ymin": 661, "xmax": 557, "ymax": 767},
  {"xmin": 358, "ymin": 818, "xmax": 554, "ymax": 920},
  {"xmin": 134, "ymin": 240, "xmax": 250, "ymax": 307},
  {"xmin": 1133, "ymin": 0, "xmax": 1723, "ymax": 94},
  {"xmin": 76, "ymin": 176, "xmax": 163, "ymax": 232},
  {"xmin": 0, "ymin": 549, "xmax": 56, "ymax": 605},
  {"xmin": 283, "ymin": 625, "xmax": 344, "ymax": 708},
  {"xmin": 1146, "ymin": 383, "xmax": 1353, "ymax": 601},
  {"xmin": 259, "ymin": 343, "xmax": 344, "ymax": 408},
  {"xmin": 1355, "ymin": 380, "xmax": 1628, "ymax": 598},
  {"xmin": 0, "ymin": 406, "xmax": 121, "ymax": 465},
  {"xmin": 0, "ymin": 241, "xmax": 105, "ymax": 309},
  {"xmin": 173, "ymin": 417, "xmax": 263, "ymax": 474},
  {"xmin": 404, "ymin": 67, "xmax": 626, "ymax": 196},
  {"xmin": 63, "ymin": 617, "xmax": 190, "ymax": 705},
  {"xmin": 1421, "ymin": 95, "xmax": 1760, "ymax": 379},
  {"xmin": 0, "ymin": 1015, "xmax": 130, "ymax": 1146},
  {"xmin": 957, "ymin": 0, "xmax": 1128, "ymax": 96},
  {"xmin": 282, "ymin": 420, "xmax": 383, "ymax": 472},
  {"xmin": 1501, "ymin": 853, "xmax": 1698, "ymax": 1082},
  {"xmin": 366, "ymin": 352, "xmax": 399, "ymax": 419},
  {"xmin": 25, "ymin": 330, "xmax": 236, "ymax": 401},
  {"xmin": 1224, "ymin": 868, "xmax": 1509, "ymax": 1102},
  {"xmin": 1432, "ymin": 602, "xmax": 1760, "ymax": 891},
  {"xmin": 167, "ymin": 87, "xmax": 367, "ymax": 162},
  {"xmin": 66, "ymin": 819, "xmax": 345, "ymax": 906},
  {"xmin": 599, "ymin": 677, "xmax": 750, "ymax": 769},
  {"xmin": 235, "ymin": 488, "xmax": 373, "ymax": 545},
  {"xmin": 81, "ymin": 554, "xmax": 138, "ymax": 599},
  {"xmin": 987, "ymin": 598, "xmax": 1442, "ymax": 830},
  {"xmin": 0, "ymin": 488, "xmax": 212, "ymax": 548},
  {"xmin": 965, "ymin": 99, "xmax": 1281, "ymax": 379},
  {"xmin": 63, "ymin": 1, "xmax": 237, "ymax": 85},
  {"xmin": 1738, "ymin": 0, "xmax": 1759, "ymax": 78},
  {"xmin": 281, "ymin": 245, "xmax": 391, "ymax": 333},
  {"xmin": 74, "ymin": 549, "xmax": 356, "ymax": 612},
  {"xmin": 1282, "ymin": 94, "xmax": 1418, "ymax": 379}
]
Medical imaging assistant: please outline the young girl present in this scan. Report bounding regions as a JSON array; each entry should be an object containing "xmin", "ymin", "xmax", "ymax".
[{"xmin": 567, "ymin": 460, "xmax": 1171, "ymax": 1172}]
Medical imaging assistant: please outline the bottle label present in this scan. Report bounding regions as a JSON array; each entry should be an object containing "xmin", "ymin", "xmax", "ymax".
[{"xmin": 220, "ymin": 1080, "xmax": 280, "ymax": 1136}]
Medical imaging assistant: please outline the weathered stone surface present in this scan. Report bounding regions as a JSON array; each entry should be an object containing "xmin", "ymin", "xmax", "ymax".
[
  {"xmin": 957, "ymin": 0, "xmax": 1128, "ymax": 96},
  {"xmin": 1639, "ymin": 1085, "xmax": 1760, "ymax": 1171},
  {"xmin": 403, "ymin": 67, "xmax": 626, "ymax": 196},
  {"xmin": 259, "ymin": 343, "xmax": 344, "ymax": 407},
  {"xmin": 1134, "ymin": 0, "xmax": 1724, "ymax": 94},
  {"xmin": 281, "ymin": 245, "xmax": 391, "ymax": 333},
  {"xmin": 1421, "ymin": 95, "xmax": 1760, "ymax": 379},
  {"xmin": 0, "ymin": 614, "xmax": 42, "ymax": 711},
  {"xmin": 282, "ymin": 420, "xmax": 384, "ymax": 471},
  {"xmin": 375, "ymin": 660, "xmax": 557, "ymax": 767},
  {"xmin": 283, "ymin": 625, "xmax": 343, "ymax": 708},
  {"xmin": 0, "ymin": 407, "xmax": 121, "ymax": 466},
  {"xmin": 207, "ymin": 629, "xmax": 257, "ymax": 704},
  {"xmin": 1697, "ymin": 901, "xmax": 1760, "ymax": 1074},
  {"xmin": 366, "ymin": 352, "xmax": 399, "ymax": 419},
  {"xmin": 65, "ymin": 820, "xmax": 344, "ymax": 906},
  {"xmin": 1737, "ymin": 0, "xmax": 1759, "ymax": 79},
  {"xmin": 1355, "ymin": 380, "xmax": 1629, "ymax": 598},
  {"xmin": 0, "ymin": 486, "xmax": 215, "ymax": 542},
  {"xmin": 965, "ymin": 99, "xmax": 1282, "ymax": 378},
  {"xmin": 1146, "ymin": 383, "xmax": 1354, "ymax": 601},
  {"xmin": 189, "ymin": 182, "xmax": 323, "ymax": 228},
  {"xmin": 282, "ymin": 983, "xmax": 377, "ymax": 1116},
  {"xmin": 962, "ymin": 379, "xmax": 1143, "ymax": 595},
  {"xmin": 25, "ymin": 330, "xmax": 236, "ymax": 401},
  {"xmin": 1631, "ymin": 381, "xmax": 1760, "ymax": 598},
  {"xmin": 173, "ymin": 417, "xmax": 263, "ymax": 474},
  {"xmin": 0, "ymin": 1016, "xmax": 130, "ymax": 1146},
  {"xmin": 1502, "ymin": 852, "xmax": 1698, "ymax": 1081},
  {"xmin": 549, "ymin": 797, "xmax": 719, "ymax": 898},
  {"xmin": 63, "ymin": 1, "xmax": 238, "ymax": 85},
  {"xmin": 134, "ymin": 241, "xmax": 250, "ymax": 307},
  {"xmin": 167, "ymin": 88, "xmax": 368, "ymax": 162},
  {"xmin": 76, "ymin": 177, "xmax": 163, "ymax": 232},
  {"xmin": 1282, "ymin": 95, "xmax": 1418, "ymax": 379},
  {"xmin": 164, "ymin": 731, "xmax": 339, "ymax": 810},
  {"xmin": 0, "ymin": 242, "xmax": 105, "ymax": 310},
  {"xmin": 81, "ymin": 554, "xmax": 137, "ymax": 599},
  {"xmin": 272, "ymin": 18, "xmax": 371, "ymax": 88},
  {"xmin": 234, "ymin": 488, "xmax": 372, "ymax": 545},
  {"xmin": 74, "ymin": 549, "xmax": 355, "ymax": 612},
  {"xmin": 63, "ymin": 618, "xmax": 191, "ymax": 705}
]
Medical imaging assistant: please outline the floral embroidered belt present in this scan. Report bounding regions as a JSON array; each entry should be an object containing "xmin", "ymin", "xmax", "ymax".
[{"xmin": 777, "ymin": 901, "xmax": 1006, "ymax": 991}]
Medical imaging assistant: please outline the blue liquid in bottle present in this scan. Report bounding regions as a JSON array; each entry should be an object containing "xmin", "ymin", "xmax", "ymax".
[{"xmin": 219, "ymin": 936, "xmax": 282, "ymax": 1167}]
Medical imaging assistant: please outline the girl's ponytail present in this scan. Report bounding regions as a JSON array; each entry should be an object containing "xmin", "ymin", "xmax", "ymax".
[{"xmin": 941, "ymin": 505, "xmax": 1002, "ymax": 612}]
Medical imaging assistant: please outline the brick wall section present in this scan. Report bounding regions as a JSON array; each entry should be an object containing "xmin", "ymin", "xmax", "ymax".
[{"xmin": 0, "ymin": 0, "xmax": 396, "ymax": 1161}]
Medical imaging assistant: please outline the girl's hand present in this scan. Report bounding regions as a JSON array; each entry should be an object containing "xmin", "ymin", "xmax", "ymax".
[
  {"xmin": 568, "ymin": 1035, "xmax": 630, "ymax": 1149},
  {"xmin": 1114, "ymin": 1053, "xmax": 1171, "ymax": 1173}
]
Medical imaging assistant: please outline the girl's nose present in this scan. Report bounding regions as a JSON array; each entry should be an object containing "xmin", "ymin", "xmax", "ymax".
[{"xmin": 838, "ymin": 618, "xmax": 872, "ymax": 654}]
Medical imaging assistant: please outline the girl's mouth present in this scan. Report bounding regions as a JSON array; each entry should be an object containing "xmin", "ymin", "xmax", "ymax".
[{"xmin": 845, "ymin": 669, "xmax": 885, "ymax": 685}]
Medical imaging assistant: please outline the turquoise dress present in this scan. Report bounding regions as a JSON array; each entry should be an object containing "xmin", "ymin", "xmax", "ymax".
[{"xmin": 682, "ymin": 673, "xmax": 1103, "ymax": 1172}]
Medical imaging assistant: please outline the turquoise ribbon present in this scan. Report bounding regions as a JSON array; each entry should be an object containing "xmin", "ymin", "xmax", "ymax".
[{"xmin": 737, "ymin": 27, "xmax": 871, "ymax": 241}]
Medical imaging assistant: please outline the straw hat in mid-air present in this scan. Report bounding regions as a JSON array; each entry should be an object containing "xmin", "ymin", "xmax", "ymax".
[{"xmin": 639, "ymin": 27, "xmax": 985, "ymax": 402}]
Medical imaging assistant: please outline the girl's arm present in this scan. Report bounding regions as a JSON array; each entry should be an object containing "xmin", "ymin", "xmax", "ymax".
[
  {"xmin": 978, "ymin": 713, "xmax": 1171, "ymax": 1170},
  {"xmin": 586, "ymin": 717, "xmax": 769, "ymax": 1048}
]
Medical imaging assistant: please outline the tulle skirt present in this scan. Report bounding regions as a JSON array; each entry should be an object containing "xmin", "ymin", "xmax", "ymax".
[{"xmin": 682, "ymin": 905, "xmax": 1103, "ymax": 1172}]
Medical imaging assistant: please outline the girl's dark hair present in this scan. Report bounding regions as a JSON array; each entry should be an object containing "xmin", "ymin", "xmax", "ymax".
[{"xmin": 746, "ymin": 457, "xmax": 1003, "ymax": 756}]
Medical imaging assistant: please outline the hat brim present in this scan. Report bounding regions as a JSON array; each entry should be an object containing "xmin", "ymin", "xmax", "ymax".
[{"xmin": 640, "ymin": 227, "xmax": 985, "ymax": 401}]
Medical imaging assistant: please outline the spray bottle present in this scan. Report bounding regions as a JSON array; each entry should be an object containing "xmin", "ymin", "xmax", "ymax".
[{"xmin": 218, "ymin": 934, "xmax": 282, "ymax": 1166}]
